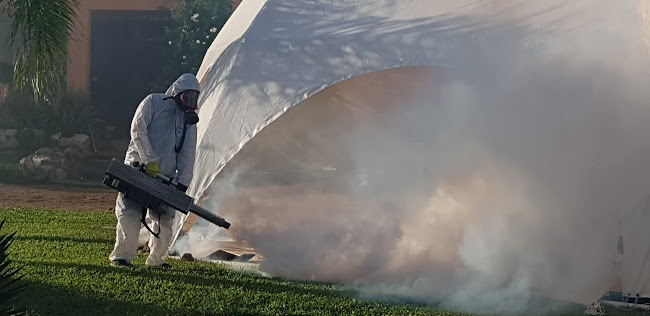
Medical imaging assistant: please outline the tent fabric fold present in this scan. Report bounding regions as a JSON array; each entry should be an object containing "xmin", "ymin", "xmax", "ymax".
[{"xmin": 171, "ymin": 1, "xmax": 650, "ymax": 299}]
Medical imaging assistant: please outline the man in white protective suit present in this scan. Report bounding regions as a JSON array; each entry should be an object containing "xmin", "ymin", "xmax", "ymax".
[{"xmin": 109, "ymin": 73, "xmax": 201, "ymax": 268}]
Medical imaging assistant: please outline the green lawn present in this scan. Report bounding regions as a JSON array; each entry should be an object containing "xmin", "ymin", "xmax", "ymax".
[
  {"xmin": 0, "ymin": 208, "xmax": 642, "ymax": 316},
  {"xmin": 0, "ymin": 208, "xmax": 465, "ymax": 316}
]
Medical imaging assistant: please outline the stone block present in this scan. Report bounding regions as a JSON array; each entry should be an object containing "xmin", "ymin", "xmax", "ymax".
[
  {"xmin": 55, "ymin": 168, "xmax": 67, "ymax": 181},
  {"xmin": 19, "ymin": 156, "xmax": 35, "ymax": 175},
  {"xmin": 36, "ymin": 164, "xmax": 56, "ymax": 181},
  {"xmin": 35, "ymin": 147, "xmax": 56, "ymax": 156},
  {"xmin": 57, "ymin": 134, "xmax": 92, "ymax": 157}
]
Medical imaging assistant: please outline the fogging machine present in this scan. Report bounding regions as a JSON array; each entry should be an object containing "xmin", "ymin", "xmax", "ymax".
[{"xmin": 103, "ymin": 159, "xmax": 231, "ymax": 232}]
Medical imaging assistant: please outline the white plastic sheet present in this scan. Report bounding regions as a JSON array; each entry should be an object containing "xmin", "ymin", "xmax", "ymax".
[{"xmin": 172, "ymin": 0, "xmax": 650, "ymax": 301}]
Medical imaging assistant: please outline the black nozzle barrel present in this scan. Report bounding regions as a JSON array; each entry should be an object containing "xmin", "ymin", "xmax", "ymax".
[{"xmin": 189, "ymin": 204, "xmax": 231, "ymax": 229}]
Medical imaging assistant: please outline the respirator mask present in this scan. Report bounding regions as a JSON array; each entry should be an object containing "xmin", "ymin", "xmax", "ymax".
[
  {"xmin": 173, "ymin": 89, "xmax": 200, "ymax": 153},
  {"xmin": 174, "ymin": 89, "xmax": 200, "ymax": 125}
]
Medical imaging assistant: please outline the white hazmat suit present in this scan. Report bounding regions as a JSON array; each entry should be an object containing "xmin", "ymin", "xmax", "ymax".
[{"xmin": 109, "ymin": 73, "xmax": 200, "ymax": 266}]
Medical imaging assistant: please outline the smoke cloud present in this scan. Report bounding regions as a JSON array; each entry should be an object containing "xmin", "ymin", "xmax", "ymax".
[{"xmin": 188, "ymin": 1, "xmax": 650, "ymax": 314}]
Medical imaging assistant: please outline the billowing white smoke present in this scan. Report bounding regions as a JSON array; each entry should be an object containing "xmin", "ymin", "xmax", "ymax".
[{"xmin": 190, "ymin": 1, "xmax": 650, "ymax": 314}]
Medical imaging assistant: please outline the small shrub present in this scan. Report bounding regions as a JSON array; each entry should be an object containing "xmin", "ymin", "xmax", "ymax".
[
  {"xmin": 14, "ymin": 128, "xmax": 51, "ymax": 157},
  {"xmin": 0, "ymin": 91, "xmax": 103, "ymax": 135},
  {"xmin": 0, "ymin": 93, "xmax": 40, "ymax": 130},
  {"xmin": 0, "ymin": 90, "xmax": 105, "ymax": 155},
  {"xmin": 43, "ymin": 92, "xmax": 104, "ymax": 138}
]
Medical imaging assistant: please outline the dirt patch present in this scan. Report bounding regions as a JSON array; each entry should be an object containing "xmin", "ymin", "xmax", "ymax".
[{"xmin": 0, "ymin": 183, "xmax": 117, "ymax": 212}]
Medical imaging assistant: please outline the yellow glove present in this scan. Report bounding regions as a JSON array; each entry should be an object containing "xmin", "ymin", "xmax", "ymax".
[{"xmin": 145, "ymin": 161, "xmax": 161, "ymax": 177}]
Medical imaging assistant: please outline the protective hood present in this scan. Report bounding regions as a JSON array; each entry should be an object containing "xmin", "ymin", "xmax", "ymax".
[{"xmin": 165, "ymin": 73, "xmax": 201, "ymax": 107}]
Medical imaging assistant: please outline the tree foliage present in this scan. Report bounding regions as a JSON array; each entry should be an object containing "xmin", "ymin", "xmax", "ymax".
[
  {"xmin": 1, "ymin": 0, "xmax": 80, "ymax": 101},
  {"xmin": 151, "ymin": 0, "xmax": 232, "ymax": 91}
]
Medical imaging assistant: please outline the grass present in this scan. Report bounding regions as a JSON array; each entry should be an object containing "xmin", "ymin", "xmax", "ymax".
[
  {"xmin": 0, "ymin": 208, "xmax": 465, "ymax": 316},
  {"xmin": 0, "ymin": 207, "xmax": 645, "ymax": 316}
]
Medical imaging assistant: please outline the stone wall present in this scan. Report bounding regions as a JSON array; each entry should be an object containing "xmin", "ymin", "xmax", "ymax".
[{"xmin": 18, "ymin": 133, "xmax": 93, "ymax": 182}]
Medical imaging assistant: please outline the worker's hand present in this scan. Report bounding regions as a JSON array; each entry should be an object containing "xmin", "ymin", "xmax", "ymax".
[
  {"xmin": 145, "ymin": 161, "xmax": 161, "ymax": 177},
  {"xmin": 176, "ymin": 183, "xmax": 188, "ymax": 192}
]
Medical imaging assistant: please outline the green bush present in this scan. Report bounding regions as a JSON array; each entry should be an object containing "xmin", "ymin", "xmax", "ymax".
[
  {"xmin": 0, "ymin": 91, "xmax": 102, "ymax": 136},
  {"xmin": 0, "ymin": 93, "xmax": 38, "ymax": 130},
  {"xmin": 14, "ymin": 129, "xmax": 51, "ymax": 157},
  {"xmin": 44, "ymin": 92, "xmax": 104, "ymax": 138},
  {"xmin": 0, "ymin": 90, "xmax": 104, "ymax": 155}
]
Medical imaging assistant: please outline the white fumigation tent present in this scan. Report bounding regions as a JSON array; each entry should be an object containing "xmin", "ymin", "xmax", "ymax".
[{"xmin": 170, "ymin": 0, "xmax": 650, "ymax": 303}]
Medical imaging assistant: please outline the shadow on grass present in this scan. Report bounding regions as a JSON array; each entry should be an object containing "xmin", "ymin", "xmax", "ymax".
[{"xmin": 17, "ymin": 280, "xmax": 228, "ymax": 316}]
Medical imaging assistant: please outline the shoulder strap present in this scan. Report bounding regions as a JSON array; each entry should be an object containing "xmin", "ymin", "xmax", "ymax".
[
  {"xmin": 175, "ymin": 124, "xmax": 188, "ymax": 153},
  {"xmin": 140, "ymin": 206, "xmax": 160, "ymax": 239}
]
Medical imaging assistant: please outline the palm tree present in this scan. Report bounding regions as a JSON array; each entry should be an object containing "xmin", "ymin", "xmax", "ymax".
[
  {"xmin": 1, "ymin": 0, "xmax": 80, "ymax": 101},
  {"xmin": 0, "ymin": 219, "xmax": 24, "ymax": 315}
]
